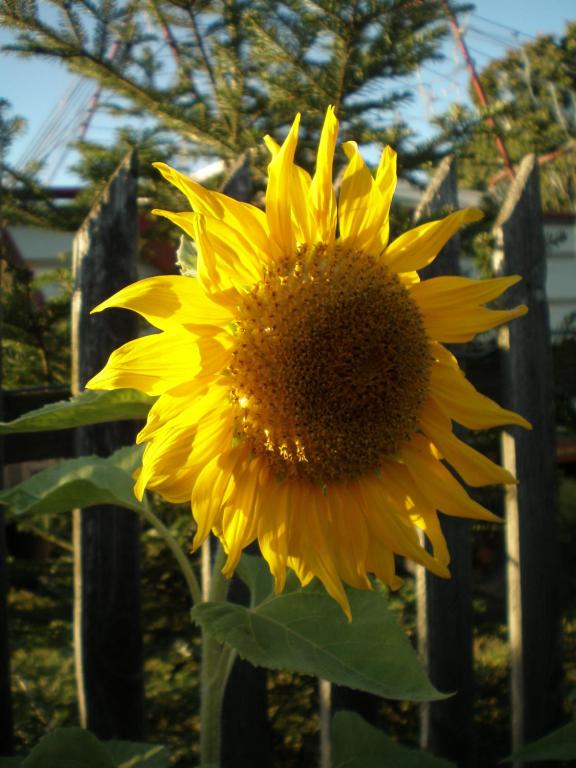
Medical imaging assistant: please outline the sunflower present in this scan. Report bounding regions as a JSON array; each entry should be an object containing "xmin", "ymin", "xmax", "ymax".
[{"xmin": 87, "ymin": 108, "xmax": 529, "ymax": 618}]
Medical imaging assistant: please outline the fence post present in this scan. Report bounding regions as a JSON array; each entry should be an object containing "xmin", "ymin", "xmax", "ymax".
[
  {"xmin": 0, "ymin": 245, "xmax": 14, "ymax": 756},
  {"xmin": 414, "ymin": 156, "xmax": 474, "ymax": 767},
  {"xmin": 492, "ymin": 155, "xmax": 563, "ymax": 756},
  {"xmin": 71, "ymin": 151, "xmax": 145, "ymax": 739}
]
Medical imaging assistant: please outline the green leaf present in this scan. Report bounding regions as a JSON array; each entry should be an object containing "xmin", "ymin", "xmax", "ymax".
[
  {"xmin": 503, "ymin": 720, "xmax": 576, "ymax": 763},
  {"xmin": 104, "ymin": 741, "xmax": 170, "ymax": 768},
  {"xmin": 0, "ymin": 389, "xmax": 155, "ymax": 434},
  {"xmin": 0, "ymin": 446, "xmax": 145, "ymax": 518},
  {"xmin": 236, "ymin": 553, "xmax": 274, "ymax": 607},
  {"xmin": 22, "ymin": 727, "xmax": 115, "ymax": 768},
  {"xmin": 0, "ymin": 759, "xmax": 22, "ymax": 767},
  {"xmin": 192, "ymin": 583, "xmax": 443, "ymax": 701},
  {"xmin": 332, "ymin": 711, "xmax": 456, "ymax": 768}
]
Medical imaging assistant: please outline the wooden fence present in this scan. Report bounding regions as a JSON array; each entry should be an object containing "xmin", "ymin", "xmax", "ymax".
[
  {"xmin": 72, "ymin": 151, "xmax": 145, "ymax": 740},
  {"xmin": 414, "ymin": 156, "xmax": 475, "ymax": 766},
  {"xmin": 0, "ymin": 152, "xmax": 564, "ymax": 766}
]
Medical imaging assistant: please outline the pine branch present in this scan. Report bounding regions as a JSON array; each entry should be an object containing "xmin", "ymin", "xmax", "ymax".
[
  {"xmin": 2, "ymin": 0, "xmax": 457, "ymax": 178},
  {"xmin": 2, "ymin": 3, "xmax": 240, "ymax": 157},
  {"xmin": 186, "ymin": 5, "xmax": 217, "ymax": 90}
]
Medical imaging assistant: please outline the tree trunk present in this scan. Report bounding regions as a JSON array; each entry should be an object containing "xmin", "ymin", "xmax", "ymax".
[{"xmin": 71, "ymin": 151, "xmax": 145, "ymax": 740}]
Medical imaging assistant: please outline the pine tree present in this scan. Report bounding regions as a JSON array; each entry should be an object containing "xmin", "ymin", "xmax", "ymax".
[
  {"xmin": 1, "ymin": 0, "xmax": 466, "ymax": 180},
  {"xmin": 439, "ymin": 21, "xmax": 576, "ymax": 211},
  {"xmin": 0, "ymin": 99, "xmax": 82, "ymax": 230},
  {"xmin": 1, "ymin": 100, "xmax": 74, "ymax": 388}
]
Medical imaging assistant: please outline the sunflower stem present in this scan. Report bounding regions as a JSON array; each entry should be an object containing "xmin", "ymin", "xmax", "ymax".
[
  {"xmin": 208, "ymin": 543, "xmax": 229, "ymax": 602},
  {"xmin": 200, "ymin": 543, "xmax": 236, "ymax": 767}
]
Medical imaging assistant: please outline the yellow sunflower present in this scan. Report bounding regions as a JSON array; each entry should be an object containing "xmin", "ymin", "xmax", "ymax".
[{"xmin": 87, "ymin": 107, "xmax": 529, "ymax": 619}]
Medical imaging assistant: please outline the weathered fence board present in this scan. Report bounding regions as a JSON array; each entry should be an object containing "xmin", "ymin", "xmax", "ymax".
[
  {"xmin": 72, "ymin": 151, "xmax": 145, "ymax": 740},
  {"xmin": 492, "ymin": 155, "xmax": 563, "ymax": 757},
  {"xmin": 414, "ymin": 156, "xmax": 474, "ymax": 767}
]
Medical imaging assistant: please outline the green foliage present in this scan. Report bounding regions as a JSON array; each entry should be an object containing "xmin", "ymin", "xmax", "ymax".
[
  {"xmin": 442, "ymin": 21, "xmax": 576, "ymax": 211},
  {"xmin": 21, "ymin": 728, "xmax": 114, "ymax": 768},
  {"xmin": 193, "ymin": 576, "xmax": 443, "ymax": 702},
  {"xmin": 236, "ymin": 551, "xmax": 275, "ymax": 607},
  {"xmin": 7, "ymin": 511, "xmax": 203, "ymax": 764},
  {"xmin": 0, "ymin": 99, "xmax": 83, "ymax": 230},
  {"xmin": 8, "ymin": 557, "xmax": 77, "ymax": 749},
  {"xmin": 0, "ymin": 446, "xmax": 145, "ymax": 519},
  {"xmin": 0, "ymin": 727, "xmax": 170, "ymax": 768},
  {"xmin": 70, "ymin": 127, "xmax": 182, "ymax": 258},
  {"xmin": 0, "ymin": 389, "xmax": 155, "ymax": 434},
  {"xmin": 332, "ymin": 710, "xmax": 455, "ymax": 768},
  {"xmin": 0, "ymin": 100, "xmax": 77, "ymax": 393},
  {"xmin": 504, "ymin": 720, "xmax": 576, "ymax": 763},
  {"xmin": 1, "ymin": 257, "xmax": 72, "ymax": 389},
  {"xmin": 0, "ymin": 0, "xmax": 465, "ymax": 176}
]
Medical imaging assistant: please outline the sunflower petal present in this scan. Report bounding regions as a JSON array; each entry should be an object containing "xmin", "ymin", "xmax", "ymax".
[
  {"xmin": 357, "ymin": 474, "xmax": 450, "ymax": 578},
  {"xmin": 385, "ymin": 208, "xmax": 483, "ymax": 273},
  {"xmin": 430, "ymin": 354, "xmax": 531, "ymax": 430},
  {"xmin": 135, "ymin": 382, "xmax": 234, "ymax": 500},
  {"xmin": 153, "ymin": 162, "xmax": 276, "ymax": 260},
  {"xmin": 85, "ymin": 330, "xmax": 201, "ymax": 395},
  {"xmin": 257, "ymin": 475, "xmax": 292, "ymax": 593},
  {"xmin": 327, "ymin": 483, "xmax": 371, "ymax": 588},
  {"xmin": 420, "ymin": 399, "xmax": 516, "ymax": 487},
  {"xmin": 402, "ymin": 435, "xmax": 501, "ymax": 522},
  {"xmin": 375, "ymin": 146, "xmax": 397, "ymax": 206},
  {"xmin": 365, "ymin": 538, "xmax": 403, "ymax": 590},
  {"xmin": 301, "ymin": 495, "xmax": 352, "ymax": 620},
  {"xmin": 220, "ymin": 453, "xmax": 264, "ymax": 576},
  {"xmin": 152, "ymin": 210, "xmax": 262, "ymax": 295},
  {"xmin": 191, "ymin": 444, "xmax": 251, "ymax": 550},
  {"xmin": 287, "ymin": 481, "xmax": 351, "ymax": 619},
  {"xmin": 265, "ymin": 114, "xmax": 300, "ymax": 253},
  {"xmin": 91, "ymin": 275, "xmax": 234, "ymax": 332},
  {"xmin": 338, "ymin": 141, "xmax": 389, "ymax": 255},
  {"xmin": 423, "ymin": 305, "xmax": 528, "ymax": 342},
  {"xmin": 264, "ymin": 134, "xmax": 314, "ymax": 245},
  {"xmin": 378, "ymin": 462, "xmax": 450, "ymax": 568},
  {"xmin": 309, "ymin": 105, "xmax": 338, "ymax": 244},
  {"xmin": 410, "ymin": 274, "xmax": 522, "ymax": 309},
  {"xmin": 411, "ymin": 274, "xmax": 528, "ymax": 341}
]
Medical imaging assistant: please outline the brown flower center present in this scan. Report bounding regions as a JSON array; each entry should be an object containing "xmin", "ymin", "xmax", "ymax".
[{"xmin": 229, "ymin": 244, "xmax": 431, "ymax": 483}]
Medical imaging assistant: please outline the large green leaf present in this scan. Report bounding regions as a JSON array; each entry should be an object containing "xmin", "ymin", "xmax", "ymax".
[
  {"xmin": 236, "ymin": 553, "xmax": 275, "ymax": 607},
  {"xmin": 504, "ymin": 720, "xmax": 576, "ymax": 763},
  {"xmin": 0, "ymin": 446, "xmax": 144, "ymax": 518},
  {"xmin": 22, "ymin": 727, "xmax": 114, "ymax": 768},
  {"xmin": 104, "ymin": 741, "xmax": 170, "ymax": 768},
  {"xmin": 192, "ymin": 582, "xmax": 443, "ymax": 701},
  {"xmin": 0, "ymin": 389, "xmax": 154, "ymax": 434},
  {"xmin": 0, "ymin": 733, "xmax": 169, "ymax": 768},
  {"xmin": 332, "ymin": 711, "xmax": 455, "ymax": 768}
]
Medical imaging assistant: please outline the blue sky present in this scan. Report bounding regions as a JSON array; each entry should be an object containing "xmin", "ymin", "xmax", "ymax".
[{"xmin": 1, "ymin": 0, "xmax": 574, "ymax": 187}]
